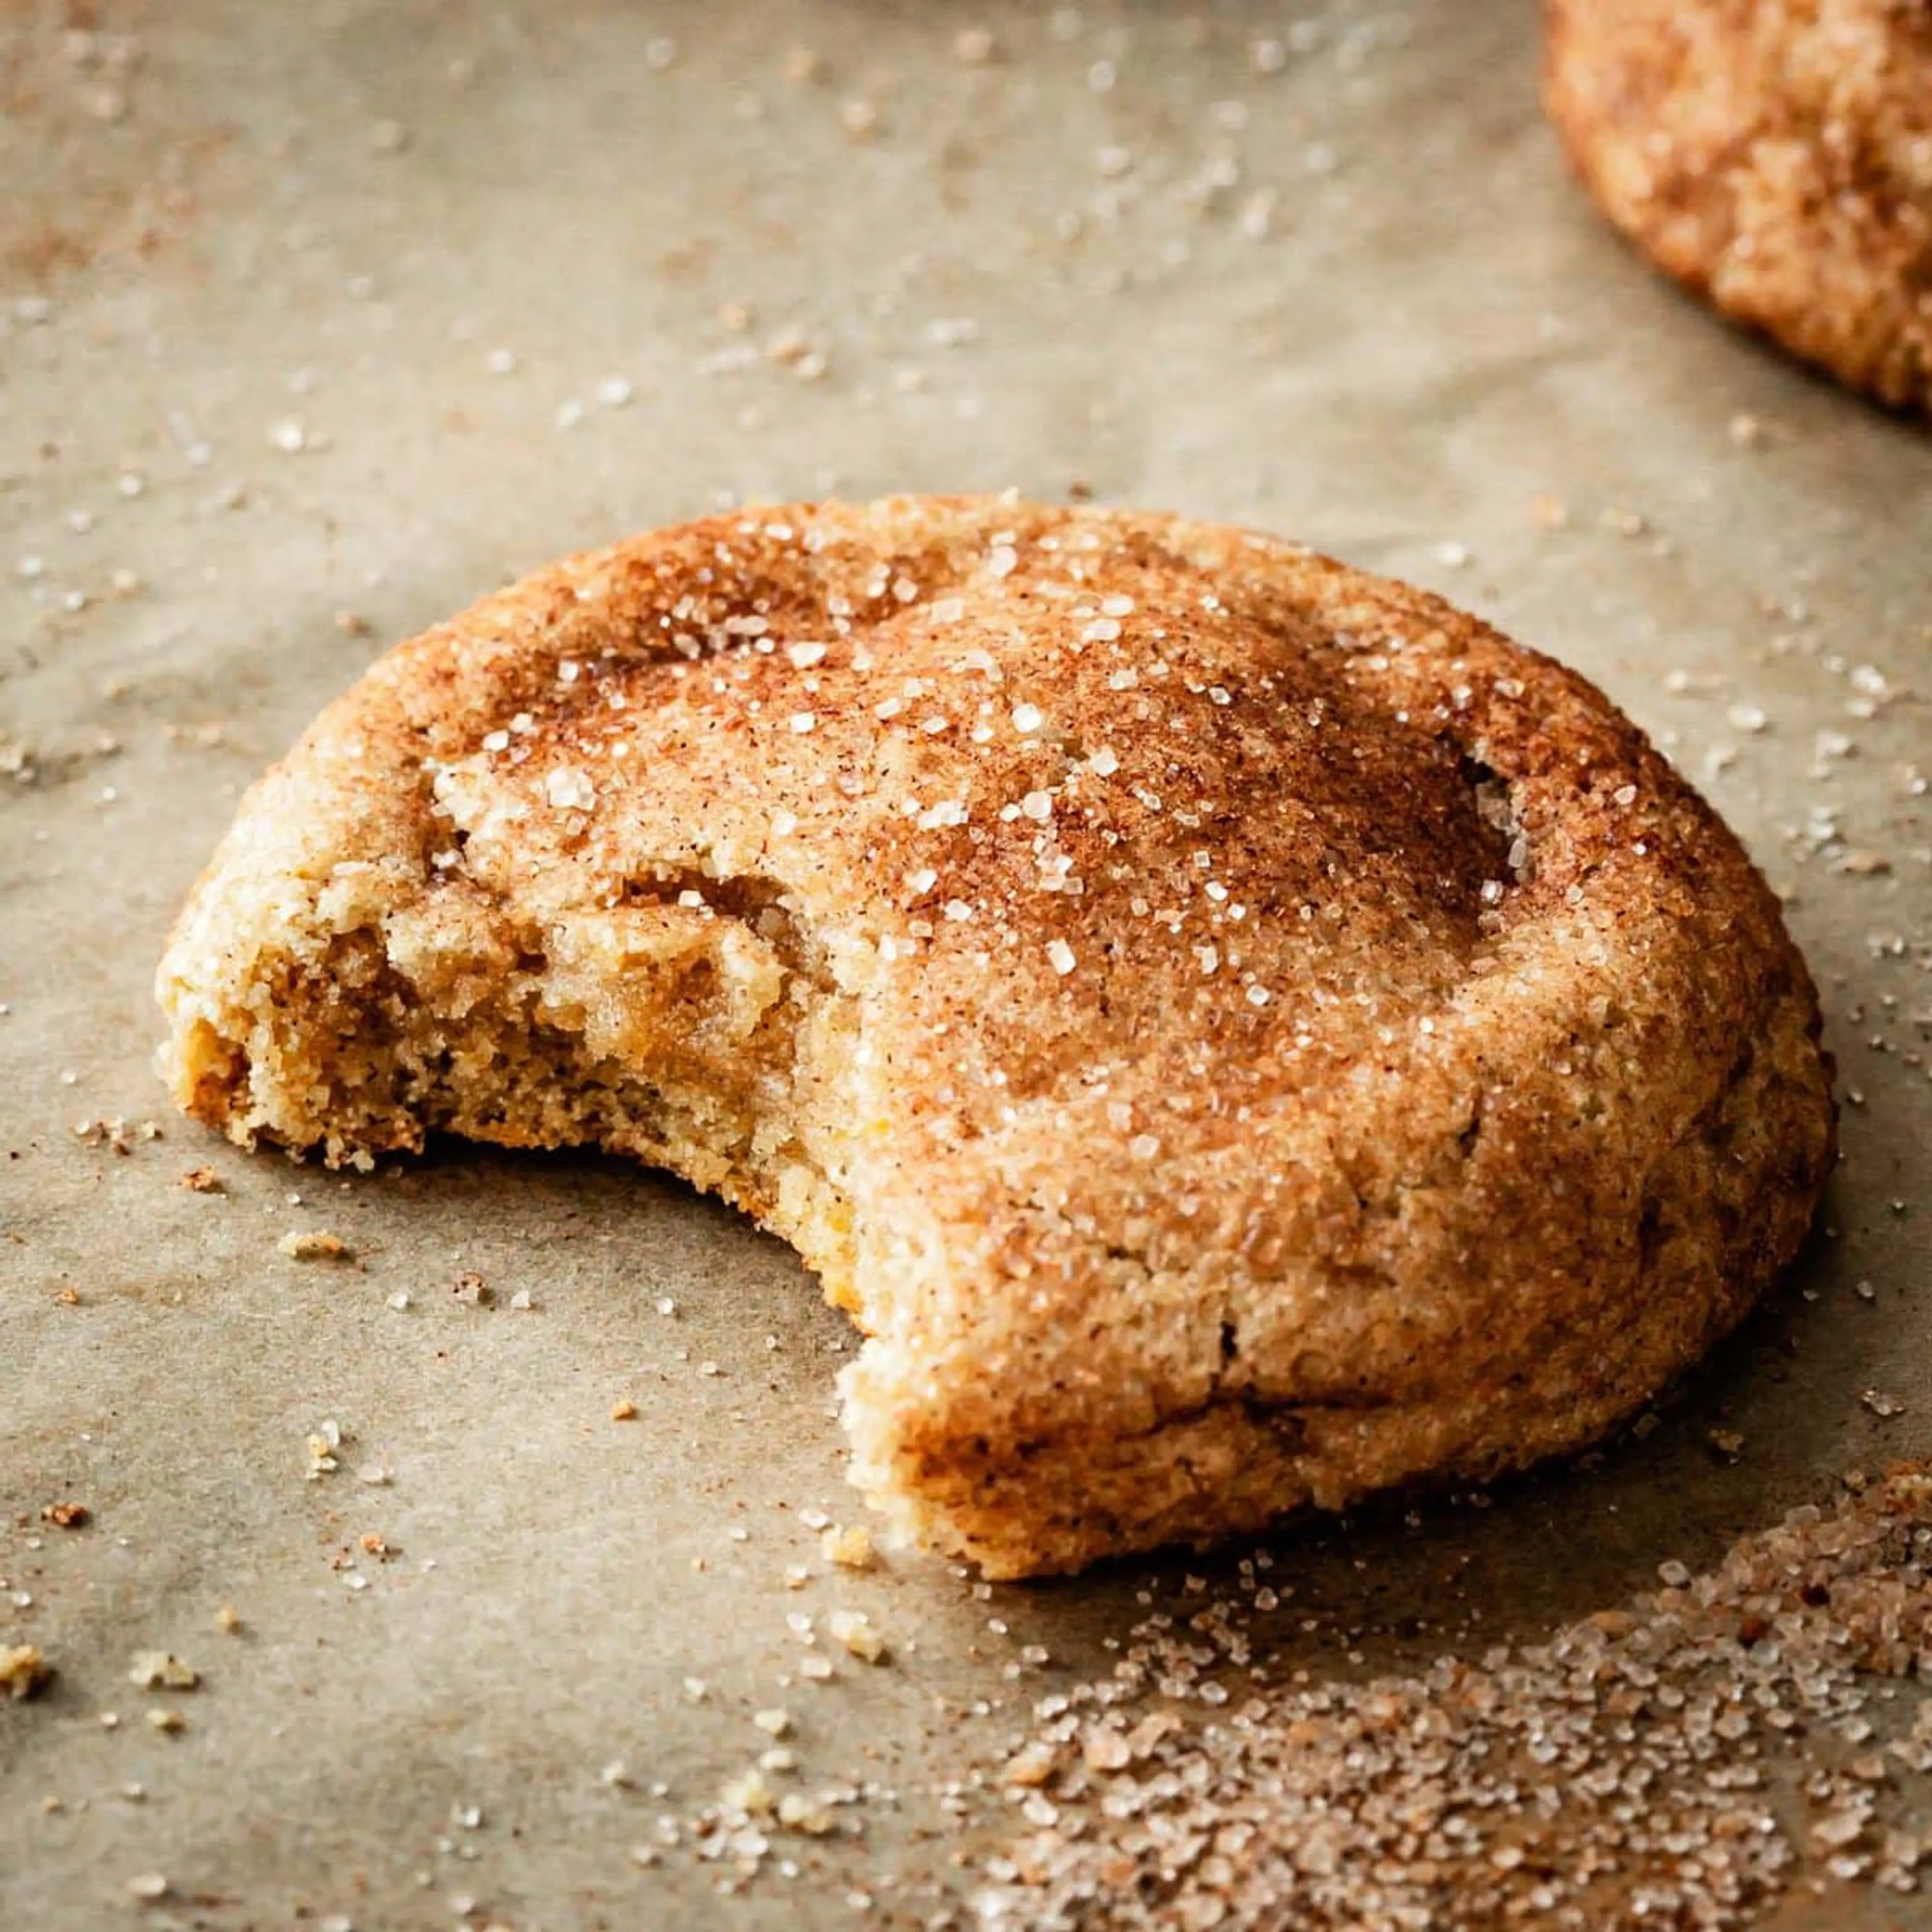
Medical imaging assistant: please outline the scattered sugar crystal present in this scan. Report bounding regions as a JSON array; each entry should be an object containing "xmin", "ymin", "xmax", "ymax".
[{"xmin": 543, "ymin": 766, "xmax": 596, "ymax": 811}]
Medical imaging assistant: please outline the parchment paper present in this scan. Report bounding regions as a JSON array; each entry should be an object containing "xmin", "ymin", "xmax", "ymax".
[{"xmin": 4, "ymin": 2, "xmax": 1927, "ymax": 1925}]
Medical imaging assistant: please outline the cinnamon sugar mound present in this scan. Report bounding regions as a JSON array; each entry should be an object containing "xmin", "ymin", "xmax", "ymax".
[{"xmin": 975, "ymin": 1468, "xmax": 1932, "ymax": 1928}]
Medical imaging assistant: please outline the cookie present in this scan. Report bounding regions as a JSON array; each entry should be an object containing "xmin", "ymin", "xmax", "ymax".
[
  {"xmin": 157, "ymin": 498, "xmax": 1835, "ymax": 1577},
  {"xmin": 1546, "ymin": 0, "xmax": 1932, "ymax": 414}
]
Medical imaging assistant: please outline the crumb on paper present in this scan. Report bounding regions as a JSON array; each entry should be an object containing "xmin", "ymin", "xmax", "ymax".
[
  {"xmin": 1838, "ymin": 850, "xmax": 1893, "ymax": 877},
  {"xmin": 610, "ymin": 1399, "xmax": 638, "ymax": 1422},
  {"xmin": 821, "ymin": 1524, "xmax": 875, "ymax": 1570},
  {"xmin": 1, "ymin": 1645, "xmax": 51, "ymax": 1700},
  {"xmin": 279, "ymin": 1229, "xmax": 350, "ymax": 1261},
  {"xmin": 128, "ymin": 1652, "xmax": 197, "ymax": 1691},
  {"xmin": 777, "ymin": 1792, "xmax": 835, "ymax": 1835},
  {"xmin": 721, "ymin": 1768, "xmax": 775, "ymax": 1815},
  {"xmin": 1002, "ymin": 1742, "xmax": 1057, "ymax": 1787},
  {"xmin": 179, "ymin": 1166, "xmax": 223, "ymax": 1192},
  {"xmin": 827, "ymin": 1608, "xmax": 885, "ymax": 1663},
  {"xmin": 40, "ymin": 1501, "xmax": 90, "ymax": 1528},
  {"xmin": 306, "ymin": 1417, "xmax": 345, "ymax": 1477}
]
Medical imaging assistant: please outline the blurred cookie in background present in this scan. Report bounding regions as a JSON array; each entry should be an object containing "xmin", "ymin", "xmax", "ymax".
[{"xmin": 1546, "ymin": 0, "xmax": 1931, "ymax": 415}]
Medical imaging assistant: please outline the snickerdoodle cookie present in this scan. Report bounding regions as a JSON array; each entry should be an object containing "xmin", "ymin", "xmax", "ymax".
[
  {"xmin": 1546, "ymin": 0, "xmax": 1931, "ymax": 413},
  {"xmin": 157, "ymin": 498, "xmax": 1835, "ymax": 1576}
]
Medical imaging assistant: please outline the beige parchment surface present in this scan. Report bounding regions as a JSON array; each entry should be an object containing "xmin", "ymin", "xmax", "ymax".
[{"xmin": 2, "ymin": 2, "xmax": 1928, "ymax": 1927}]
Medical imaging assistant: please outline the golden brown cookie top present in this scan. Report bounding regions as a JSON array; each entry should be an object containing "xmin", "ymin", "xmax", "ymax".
[{"xmin": 289, "ymin": 496, "xmax": 1755, "ymax": 1151}]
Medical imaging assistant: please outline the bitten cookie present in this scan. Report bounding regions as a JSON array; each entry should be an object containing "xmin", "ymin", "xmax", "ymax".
[
  {"xmin": 1546, "ymin": 0, "xmax": 1932, "ymax": 414},
  {"xmin": 157, "ymin": 498, "xmax": 1836, "ymax": 1577}
]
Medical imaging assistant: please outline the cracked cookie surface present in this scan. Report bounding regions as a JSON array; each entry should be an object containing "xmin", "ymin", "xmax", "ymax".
[{"xmin": 156, "ymin": 497, "xmax": 1835, "ymax": 1576}]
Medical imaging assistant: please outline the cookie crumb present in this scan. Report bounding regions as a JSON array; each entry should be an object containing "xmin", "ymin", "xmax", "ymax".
[
  {"xmin": 821, "ymin": 1523, "xmax": 875, "ymax": 1569},
  {"xmin": 278, "ymin": 1229, "xmax": 350, "ymax": 1261},
  {"xmin": 128, "ymin": 1651, "xmax": 197, "ymax": 1691},
  {"xmin": 306, "ymin": 1418, "xmax": 345, "ymax": 1477},
  {"xmin": 827, "ymin": 1608, "xmax": 886, "ymax": 1663},
  {"xmin": 721, "ymin": 1767, "xmax": 775, "ymax": 1815},
  {"xmin": 777, "ymin": 1792, "xmax": 836, "ymax": 1834},
  {"xmin": 1, "ymin": 1645, "xmax": 51, "ymax": 1701}
]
